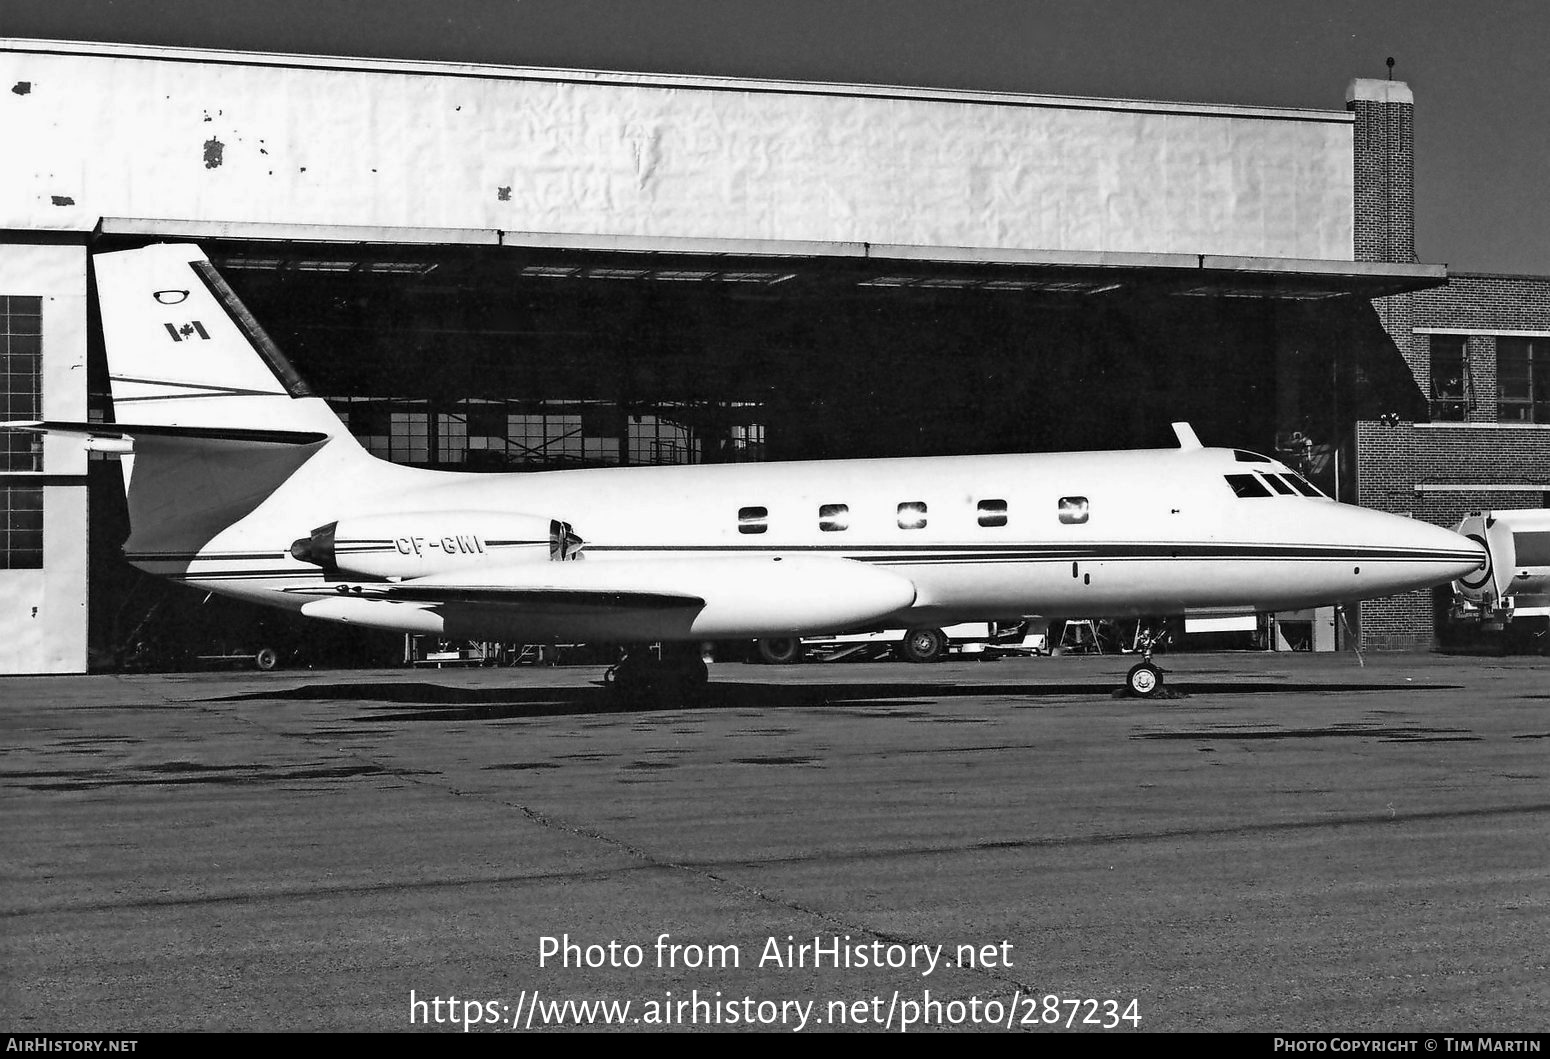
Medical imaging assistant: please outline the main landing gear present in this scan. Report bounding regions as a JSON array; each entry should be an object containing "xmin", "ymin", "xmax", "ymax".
[
  {"xmin": 1124, "ymin": 626, "xmax": 1169, "ymax": 698},
  {"xmin": 604, "ymin": 644, "xmax": 709, "ymax": 706}
]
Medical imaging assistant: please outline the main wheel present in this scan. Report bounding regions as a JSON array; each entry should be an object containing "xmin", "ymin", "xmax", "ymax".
[
  {"xmin": 756, "ymin": 637, "xmax": 804, "ymax": 665},
  {"xmin": 900, "ymin": 627, "xmax": 947, "ymax": 663},
  {"xmin": 1126, "ymin": 661, "xmax": 1162, "ymax": 697}
]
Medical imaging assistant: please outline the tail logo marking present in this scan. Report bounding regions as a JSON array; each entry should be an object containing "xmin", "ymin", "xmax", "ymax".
[
  {"xmin": 164, "ymin": 321, "xmax": 211, "ymax": 342},
  {"xmin": 154, "ymin": 289, "xmax": 190, "ymax": 305}
]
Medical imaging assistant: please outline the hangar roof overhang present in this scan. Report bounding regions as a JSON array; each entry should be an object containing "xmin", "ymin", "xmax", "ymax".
[{"xmin": 95, "ymin": 217, "xmax": 1447, "ymax": 301}]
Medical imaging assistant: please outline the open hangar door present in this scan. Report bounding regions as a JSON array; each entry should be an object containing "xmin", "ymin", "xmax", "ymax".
[
  {"xmin": 194, "ymin": 242, "xmax": 1355, "ymax": 458},
  {"xmin": 83, "ymin": 235, "xmax": 1430, "ymax": 667}
]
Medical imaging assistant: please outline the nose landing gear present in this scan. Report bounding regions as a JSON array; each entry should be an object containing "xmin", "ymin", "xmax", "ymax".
[{"xmin": 1124, "ymin": 627, "xmax": 1169, "ymax": 698}]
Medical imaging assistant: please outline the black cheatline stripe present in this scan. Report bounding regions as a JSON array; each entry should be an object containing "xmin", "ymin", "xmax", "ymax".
[
  {"xmin": 141, "ymin": 542, "xmax": 1478, "ymax": 567},
  {"xmin": 581, "ymin": 542, "xmax": 1479, "ymax": 563},
  {"xmin": 109, "ymin": 375, "xmax": 290, "ymax": 398},
  {"xmin": 175, "ymin": 576, "xmax": 318, "ymax": 584},
  {"xmin": 127, "ymin": 551, "xmax": 286, "ymax": 561}
]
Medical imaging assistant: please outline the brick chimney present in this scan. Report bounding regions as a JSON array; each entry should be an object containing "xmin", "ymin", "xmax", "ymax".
[{"xmin": 1347, "ymin": 78, "xmax": 1415, "ymax": 264}]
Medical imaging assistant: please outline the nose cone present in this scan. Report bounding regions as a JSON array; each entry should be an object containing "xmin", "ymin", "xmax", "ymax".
[
  {"xmin": 1357, "ymin": 507, "xmax": 1489, "ymax": 595},
  {"xmin": 1398, "ymin": 515, "xmax": 1487, "ymax": 576}
]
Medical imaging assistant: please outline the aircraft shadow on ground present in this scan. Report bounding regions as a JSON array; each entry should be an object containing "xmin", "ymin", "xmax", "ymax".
[{"xmin": 199, "ymin": 676, "xmax": 1460, "ymax": 723}]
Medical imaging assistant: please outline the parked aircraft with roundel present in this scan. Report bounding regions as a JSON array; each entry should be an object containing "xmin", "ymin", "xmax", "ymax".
[{"xmin": 3, "ymin": 244, "xmax": 1486, "ymax": 698}]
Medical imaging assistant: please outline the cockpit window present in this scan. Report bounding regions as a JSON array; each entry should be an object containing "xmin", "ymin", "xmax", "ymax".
[
  {"xmin": 1225, "ymin": 474, "xmax": 1272, "ymax": 498},
  {"xmin": 1233, "ymin": 449, "xmax": 1273, "ymax": 463},
  {"xmin": 1261, "ymin": 473, "xmax": 1296, "ymax": 496},
  {"xmin": 1283, "ymin": 472, "xmax": 1326, "ymax": 498}
]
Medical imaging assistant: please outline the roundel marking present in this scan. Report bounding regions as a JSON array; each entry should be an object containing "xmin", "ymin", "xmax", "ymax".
[
  {"xmin": 154, "ymin": 289, "xmax": 190, "ymax": 305},
  {"xmin": 1456, "ymin": 533, "xmax": 1492, "ymax": 590}
]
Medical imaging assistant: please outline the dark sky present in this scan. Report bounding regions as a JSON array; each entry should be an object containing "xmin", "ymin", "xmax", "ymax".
[{"xmin": 5, "ymin": 0, "xmax": 1546, "ymax": 274}]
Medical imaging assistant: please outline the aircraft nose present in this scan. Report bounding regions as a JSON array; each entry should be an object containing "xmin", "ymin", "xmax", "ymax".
[{"xmin": 1396, "ymin": 515, "xmax": 1489, "ymax": 582}]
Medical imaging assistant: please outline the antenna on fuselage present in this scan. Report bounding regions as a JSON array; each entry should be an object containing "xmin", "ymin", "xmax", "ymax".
[{"xmin": 1171, "ymin": 422, "xmax": 1203, "ymax": 450}]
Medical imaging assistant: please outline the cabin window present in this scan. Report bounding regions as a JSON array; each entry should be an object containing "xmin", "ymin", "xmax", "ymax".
[
  {"xmin": 1261, "ymin": 473, "xmax": 1296, "ymax": 496},
  {"xmin": 977, "ymin": 499, "xmax": 1008, "ymax": 527},
  {"xmin": 897, "ymin": 501, "xmax": 928, "ymax": 530},
  {"xmin": 738, "ymin": 506, "xmax": 768, "ymax": 534},
  {"xmin": 1058, "ymin": 497, "xmax": 1089, "ymax": 524},
  {"xmin": 819, "ymin": 503, "xmax": 850, "ymax": 532},
  {"xmin": 1225, "ymin": 474, "xmax": 1272, "ymax": 498}
]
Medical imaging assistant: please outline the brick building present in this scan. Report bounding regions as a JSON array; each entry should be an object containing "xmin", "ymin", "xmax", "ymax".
[{"xmin": 1348, "ymin": 81, "xmax": 1550, "ymax": 649}]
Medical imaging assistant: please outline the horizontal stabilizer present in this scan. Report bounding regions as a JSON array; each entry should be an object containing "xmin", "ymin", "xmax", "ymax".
[{"xmin": 0, "ymin": 420, "xmax": 329, "ymax": 446}]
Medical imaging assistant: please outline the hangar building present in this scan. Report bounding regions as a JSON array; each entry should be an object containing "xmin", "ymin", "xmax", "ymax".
[{"xmin": 1, "ymin": 38, "xmax": 1540, "ymax": 672}]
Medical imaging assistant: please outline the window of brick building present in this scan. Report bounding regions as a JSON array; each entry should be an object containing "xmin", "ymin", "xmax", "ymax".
[
  {"xmin": 1497, "ymin": 338, "xmax": 1550, "ymax": 423},
  {"xmin": 1429, "ymin": 335, "xmax": 1468, "ymax": 421},
  {"xmin": 2, "ymin": 296, "xmax": 44, "ymax": 570},
  {"xmin": 1, "ymin": 484, "xmax": 43, "ymax": 569},
  {"xmin": 2, "ymin": 296, "xmax": 43, "ymax": 472}
]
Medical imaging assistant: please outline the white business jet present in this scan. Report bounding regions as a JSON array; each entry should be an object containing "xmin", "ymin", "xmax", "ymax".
[{"xmin": 4, "ymin": 245, "xmax": 1486, "ymax": 698}]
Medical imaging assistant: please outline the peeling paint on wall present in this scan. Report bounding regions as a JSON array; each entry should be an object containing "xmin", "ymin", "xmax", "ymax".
[
  {"xmin": 497, "ymin": 186, "xmax": 511, "ymax": 201},
  {"xmin": 202, "ymin": 138, "xmax": 224, "ymax": 168},
  {"xmin": 50, "ymin": 195, "xmax": 75, "ymax": 206},
  {"xmin": 2, "ymin": 51, "xmax": 1356, "ymax": 258},
  {"xmin": 12, "ymin": 81, "xmax": 32, "ymax": 95}
]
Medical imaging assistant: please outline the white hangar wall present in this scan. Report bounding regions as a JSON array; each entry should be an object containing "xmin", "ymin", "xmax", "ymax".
[
  {"xmin": 0, "ymin": 244, "xmax": 88, "ymax": 676},
  {"xmin": 3, "ymin": 40, "xmax": 1354, "ymax": 260}
]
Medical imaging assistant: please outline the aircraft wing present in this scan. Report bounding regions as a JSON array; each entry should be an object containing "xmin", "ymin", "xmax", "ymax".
[
  {"xmin": 347, "ymin": 583, "xmax": 704, "ymax": 610},
  {"xmin": 292, "ymin": 554, "xmax": 918, "ymax": 639}
]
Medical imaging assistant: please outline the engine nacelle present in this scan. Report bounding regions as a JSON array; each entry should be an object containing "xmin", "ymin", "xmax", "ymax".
[
  {"xmin": 1453, "ymin": 509, "xmax": 1550, "ymax": 611},
  {"xmin": 290, "ymin": 511, "xmax": 579, "ymax": 579}
]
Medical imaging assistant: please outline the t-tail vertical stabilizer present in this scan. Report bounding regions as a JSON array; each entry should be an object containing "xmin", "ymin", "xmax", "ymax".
[
  {"xmin": 94, "ymin": 243, "xmax": 348, "ymax": 439},
  {"xmin": 86, "ymin": 244, "xmax": 374, "ymax": 557}
]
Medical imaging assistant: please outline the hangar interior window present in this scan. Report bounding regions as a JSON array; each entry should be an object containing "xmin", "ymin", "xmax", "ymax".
[
  {"xmin": 2, "ymin": 296, "xmax": 43, "ymax": 473},
  {"xmin": 1498, "ymin": 338, "xmax": 1550, "ymax": 423},
  {"xmin": 1225, "ymin": 474, "xmax": 1271, "ymax": 498},
  {"xmin": 333, "ymin": 397, "xmax": 745, "ymax": 469},
  {"xmin": 897, "ymin": 502, "xmax": 927, "ymax": 530},
  {"xmin": 819, "ymin": 504, "xmax": 849, "ymax": 532},
  {"xmin": 1058, "ymin": 497, "xmax": 1089, "ymax": 524},
  {"xmin": 1430, "ymin": 335, "xmax": 1469, "ymax": 421},
  {"xmin": 738, "ymin": 506, "xmax": 768, "ymax": 534},
  {"xmin": 977, "ymin": 499, "xmax": 1008, "ymax": 527},
  {"xmin": 1, "ymin": 484, "xmax": 43, "ymax": 569}
]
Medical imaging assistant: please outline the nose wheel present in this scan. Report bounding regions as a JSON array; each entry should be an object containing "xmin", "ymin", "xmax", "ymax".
[
  {"xmin": 1124, "ymin": 626, "xmax": 1169, "ymax": 698},
  {"xmin": 1126, "ymin": 661, "xmax": 1163, "ymax": 697}
]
